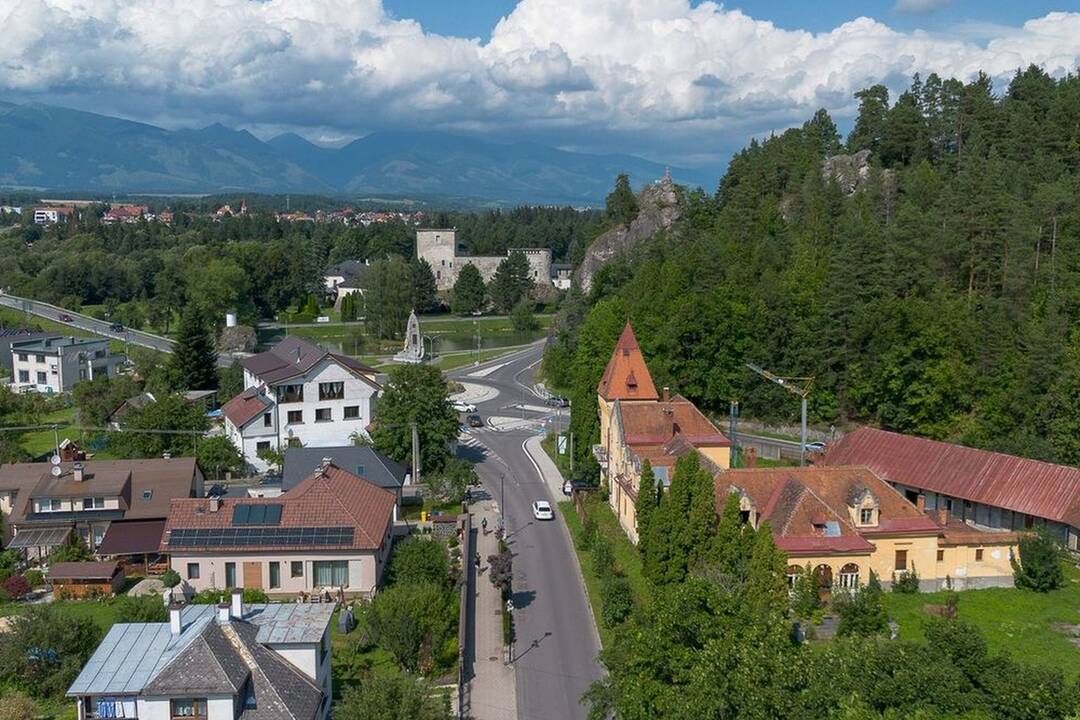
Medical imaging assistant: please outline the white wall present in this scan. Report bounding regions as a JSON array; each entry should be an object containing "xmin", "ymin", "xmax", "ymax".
[
  {"xmin": 172, "ymin": 550, "xmax": 380, "ymax": 596},
  {"xmin": 226, "ymin": 409, "xmax": 277, "ymax": 472},
  {"xmin": 139, "ymin": 694, "xmax": 235, "ymax": 720},
  {"xmin": 274, "ymin": 359, "xmax": 377, "ymax": 448}
]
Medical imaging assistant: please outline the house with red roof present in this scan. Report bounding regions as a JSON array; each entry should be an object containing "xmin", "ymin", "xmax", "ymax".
[
  {"xmin": 716, "ymin": 465, "xmax": 1017, "ymax": 592},
  {"xmin": 823, "ymin": 426, "xmax": 1080, "ymax": 551},
  {"xmin": 596, "ymin": 323, "xmax": 731, "ymax": 542},
  {"xmin": 162, "ymin": 460, "xmax": 396, "ymax": 599},
  {"xmin": 224, "ymin": 336, "xmax": 380, "ymax": 472}
]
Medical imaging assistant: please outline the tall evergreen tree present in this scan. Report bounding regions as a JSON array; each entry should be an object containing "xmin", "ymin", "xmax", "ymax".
[
  {"xmin": 489, "ymin": 250, "xmax": 533, "ymax": 313},
  {"xmin": 451, "ymin": 263, "xmax": 486, "ymax": 315},
  {"xmin": 741, "ymin": 522, "xmax": 789, "ymax": 624},
  {"xmin": 366, "ymin": 256, "xmax": 413, "ymax": 340},
  {"xmin": 634, "ymin": 460, "xmax": 657, "ymax": 557},
  {"xmin": 847, "ymin": 84, "xmax": 890, "ymax": 154},
  {"xmin": 412, "ymin": 258, "xmax": 439, "ymax": 314},
  {"xmin": 168, "ymin": 306, "xmax": 218, "ymax": 391},
  {"xmin": 605, "ymin": 173, "xmax": 639, "ymax": 226}
]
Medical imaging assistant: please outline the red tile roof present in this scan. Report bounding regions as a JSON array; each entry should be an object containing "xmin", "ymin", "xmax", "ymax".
[
  {"xmin": 161, "ymin": 462, "xmax": 396, "ymax": 553},
  {"xmin": 221, "ymin": 388, "xmax": 273, "ymax": 428},
  {"xmin": 824, "ymin": 427, "xmax": 1080, "ymax": 529},
  {"xmin": 597, "ymin": 324, "xmax": 659, "ymax": 401},
  {"xmin": 620, "ymin": 396, "xmax": 730, "ymax": 448}
]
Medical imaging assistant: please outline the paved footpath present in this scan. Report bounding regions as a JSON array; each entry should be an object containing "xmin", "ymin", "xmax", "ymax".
[{"xmin": 467, "ymin": 500, "xmax": 518, "ymax": 720}]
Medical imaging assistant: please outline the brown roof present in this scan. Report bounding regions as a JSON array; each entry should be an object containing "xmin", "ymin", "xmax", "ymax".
[
  {"xmin": 597, "ymin": 323, "xmax": 659, "ymax": 401},
  {"xmin": 0, "ymin": 458, "xmax": 201, "ymax": 525},
  {"xmin": 47, "ymin": 561, "xmax": 120, "ymax": 580},
  {"xmin": 97, "ymin": 518, "xmax": 167, "ymax": 556},
  {"xmin": 221, "ymin": 388, "xmax": 273, "ymax": 428},
  {"xmin": 161, "ymin": 462, "xmax": 396, "ymax": 553},
  {"xmin": 717, "ymin": 466, "xmax": 945, "ymax": 556},
  {"xmin": 824, "ymin": 427, "xmax": 1080, "ymax": 529},
  {"xmin": 240, "ymin": 336, "xmax": 378, "ymax": 387},
  {"xmin": 619, "ymin": 396, "xmax": 730, "ymax": 448}
]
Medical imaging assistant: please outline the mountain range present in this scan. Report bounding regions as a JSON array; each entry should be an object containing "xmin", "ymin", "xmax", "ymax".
[{"xmin": 0, "ymin": 102, "xmax": 716, "ymax": 205}]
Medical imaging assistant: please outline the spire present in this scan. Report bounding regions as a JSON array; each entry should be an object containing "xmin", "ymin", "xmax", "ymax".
[{"xmin": 598, "ymin": 323, "xmax": 659, "ymax": 401}]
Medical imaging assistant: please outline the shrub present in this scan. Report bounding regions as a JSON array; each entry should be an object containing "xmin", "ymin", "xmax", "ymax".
[
  {"xmin": 23, "ymin": 570, "xmax": 43, "ymax": 588},
  {"xmin": 600, "ymin": 574, "xmax": 633, "ymax": 627},
  {"xmin": 835, "ymin": 572, "xmax": 888, "ymax": 638},
  {"xmin": 0, "ymin": 587, "xmax": 9, "ymax": 604},
  {"xmin": 0, "ymin": 692, "xmax": 36, "ymax": 720},
  {"xmin": 0, "ymin": 568, "xmax": 12, "ymax": 585},
  {"xmin": 487, "ymin": 549, "xmax": 513, "ymax": 596},
  {"xmin": 0, "ymin": 604, "xmax": 100, "ymax": 698},
  {"xmin": 113, "ymin": 594, "xmax": 168, "ymax": 623},
  {"xmin": 1, "ymin": 575, "xmax": 31, "ymax": 600},
  {"xmin": 791, "ymin": 563, "xmax": 823, "ymax": 619},
  {"xmin": 580, "ymin": 511, "xmax": 597, "ymax": 550},
  {"xmin": 336, "ymin": 673, "xmax": 453, "ymax": 720},
  {"xmin": 388, "ymin": 538, "xmax": 451, "ymax": 588},
  {"xmin": 892, "ymin": 564, "xmax": 920, "ymax": 594},
  {"xmin": 591, "ymin": 532, "xmax": 615, "ymax": 579},
  {"xmin": 49, "ymin": 534, "xmax": 93, "ymax": 563},
  {"xmin": 1012, "ymin": 530, "xmax": 1065, "ymax": 592},
  {"xmin": 366, "ymin": 583, "xmax": 456, "ymax": 673},
  {"xmin": 242, "ymin": 588, "xmax": 268, "ymax": 603},
  {"xmin": 161, "ymin": 569, "xmax": 181, "ymax": 588}
]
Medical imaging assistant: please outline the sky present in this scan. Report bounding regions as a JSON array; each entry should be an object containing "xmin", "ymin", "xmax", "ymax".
[{"xmin": 2, "ymin": 0, "xmax": 1079, "ymax": 176}]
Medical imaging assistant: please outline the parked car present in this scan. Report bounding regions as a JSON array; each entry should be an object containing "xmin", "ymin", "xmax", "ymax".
[
  {"xmin": 453, "ymin": 401, "xmax": 477, "ymax": 413},
  {"xmin": 532, "ymin": 500, "xmax": 554, "ymax": 521},
  {"xmin": 109, "ymin": 323, "xmax": 124, "ymax": 332},
  {"xmin": 58, "ymin": 313, "xmax": 72, "ymax": 322},
  {"xmin": 466, "ymin": 414, "xmax": 484, "ymax": 428},
  {"xmin": 804, "ymin": 441, "xmax": 827, "ymax": 453},
  {"xmin": 545, "ymin": 395, "xmax": 569, "ymax": 408}
]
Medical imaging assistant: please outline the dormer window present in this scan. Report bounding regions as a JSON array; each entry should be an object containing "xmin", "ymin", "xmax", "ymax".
[
  {"xmin": 849, "ymin": 487, "xmax": 879, "ymax": 527},
  {"xmin": 859, "ymin": 508, "xmax": 874, "ymax": 524}
]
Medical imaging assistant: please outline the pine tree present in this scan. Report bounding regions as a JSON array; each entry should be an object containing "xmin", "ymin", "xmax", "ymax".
[
  {"xmin": 742, "ymin": 522, "xmax": 789, "ymax": 624},
  {"xmin": 634, "ymin": 460, "xmax": 657, "ymax": 555},
  {"xmin": 452, "ymin": 263, "xmax": 486, "ymax": 315},
  {"xmin": 847, "ymin": 84, "xmax": 890, "ymax": 154},
  {"xmin": 489, "ymin": 251, "xmax": 533, "ymax": 313},
  {"xmin": 168, "ymin": 306, "xmax": 218, "ymax": 391},
  {"xmin": 412, "ymin": 258, "xmax": 439, "ymax": 314},
  {"xmin": 709, "ymin": 491, "xmax": 753, "ymax": 581},
  {"xmin": 605, "ymin": 173, "xmax": 639, "ymax": 226}
]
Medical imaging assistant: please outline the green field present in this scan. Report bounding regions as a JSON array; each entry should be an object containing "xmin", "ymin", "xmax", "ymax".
[
  {"xmin": 17, "ymin": 406, "xmax": 78, "ymax": 459},
  {"xmin": 885, "ymin": 567, "xmax": 1080, "ymax": 678}
]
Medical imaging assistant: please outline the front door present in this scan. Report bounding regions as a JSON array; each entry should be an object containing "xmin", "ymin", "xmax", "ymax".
[{"xmin": 243, "ymin": 561, "xmax": 262, "ymax": 589}]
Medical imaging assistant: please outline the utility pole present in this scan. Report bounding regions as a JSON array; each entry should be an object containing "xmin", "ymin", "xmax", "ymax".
[
  {"xmin": 569, "ymin": 432, "xmax": 574, "ymax": 474},
  {"xmin": 411, "ymin": 421, "xmax": 420, "ymax": 485},
  {"xmin": 728, "ymin": 400, "xmax": 739, "ymax": 469},
  {"xmin": 745, "ymin": 363, "xmax": 814, "ymax": 467}
]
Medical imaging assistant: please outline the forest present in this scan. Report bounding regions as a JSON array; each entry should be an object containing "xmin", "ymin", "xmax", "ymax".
[{"xmin": 545, "ymin": 66, "xmax": 1080, "ymax": 468}]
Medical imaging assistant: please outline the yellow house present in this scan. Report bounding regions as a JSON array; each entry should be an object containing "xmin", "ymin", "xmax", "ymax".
[
  {"xmin": 596, "ymin": 323, "xmax": 731, "ymax": 543},
  {"xmin": 716, "ymin": 465, "xmax": 1017, "ymax": 592}
]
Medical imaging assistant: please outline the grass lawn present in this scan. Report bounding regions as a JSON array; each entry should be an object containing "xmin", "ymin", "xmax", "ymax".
[
  {"xmin": 18, "ymin": 406, "xmax": 77, "ymax": 459},
  {"xmin": 329, "ymin": 608, "xmax": 401, "ymax": 701},
  {"xmin": 402, "ymin": 499, "xmax": 463, "ymax": 522},
  {"xmin": 885, "ymin": 566, "xmax": 1080, "ymax": 678},
  {"xmin": 0, "ymin": 307, "xmax": 95, "ymax": 339},
  {"xmin": 558, "ymin": 499, "xmax": 648, "ymax": 648}
]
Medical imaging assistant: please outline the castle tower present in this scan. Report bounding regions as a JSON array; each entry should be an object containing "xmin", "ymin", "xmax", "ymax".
[{"xmin": 597, "ymin": 323, "xmax": 659, "ymax": 452}]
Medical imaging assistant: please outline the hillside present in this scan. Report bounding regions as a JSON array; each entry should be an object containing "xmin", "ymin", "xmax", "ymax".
[{"xmin": 0, "ymin": 102, "xmax": 713, "ymax": 204}]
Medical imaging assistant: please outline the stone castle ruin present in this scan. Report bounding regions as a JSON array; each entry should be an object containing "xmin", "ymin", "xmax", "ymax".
[{"xmin": 416, "ymin": 229, "xmax": 553, "ymax": 291}]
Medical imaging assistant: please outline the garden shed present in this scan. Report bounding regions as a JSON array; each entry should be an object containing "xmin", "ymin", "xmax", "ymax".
[{"xmin": 46, "ymin": 561, "xmax": 125, "ymax": 599}]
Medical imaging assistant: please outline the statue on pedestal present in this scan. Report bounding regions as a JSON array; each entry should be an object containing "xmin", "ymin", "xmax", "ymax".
[{"xmin": 393, "ymin": 310, "xmax": 425, "ymax": 364}]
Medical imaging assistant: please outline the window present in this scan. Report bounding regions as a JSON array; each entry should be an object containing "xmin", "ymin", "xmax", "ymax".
[
  {"xmin": 18, "ymin": 370, "xmax": 29, "ymax": 383},
  {"xmin": 35, "ymin": 354, "xmax": 45, "ymax": 363},
  {"xmin": 937, "ymin": 549, "xmax": 944, "ymax": 562},
  {"xmin": 142, "ymin": 489, "xmax": 153, "ymax": 500},
  {"xmin": 312, "ymin": 560, "xmax": 349, "ymax": 587},
  {"xmin": 277, "ymin": 384, "xmax": 304, "ymax": 403},
  {"xmin": 287, "ymin": 409, "xmax": 303, "ymax": 424},
  {"xmin": 838, "ymin": 563, "xmax": 860, "ymax": 590},
  {"xmin": 291, "ymin": 561, "xmax": 304, "ymax": 578},
  {"xmin": 93, "ymin": 526, "xmax": 105, "ymax": 547},
  {"xmin": 36, "ymin": 371, "xmax": 47, "ymax": 384},
  {"xmin": 170, "ymin": 698, "xmax": 207, "ymax": 718},
  {"xmin": 894, "ymin": 549, "xmax": 908, "ymax": 572},
  {"xmin": 39, "ymin": 498, "xmax": 62, "ymax": 512},
  {"xmin": 256, "ymin": 440, "xmax": 271, "ymax": 452},
  {"xmin": 17, "ymin": 353, "xmax": 27, "ymax": 362},
  {"xmin": 344, "ymin": 405, "xmax": 360, "ymax": 420},
  {"xmin": 225, "ymin": 562, "xmax": 237, "ymax": 588},
  {"xmin": 82, "ymin": 497, "xmax": 105, "ymax": 510},
  {"xmin": 786, "ymin": 565, "xmax": 802, "ymax": 589},
  {"xmin": 975, "ymin": 548, "xmax": 984, "ymax": 562},
  {"xmin": 269, "ymin": 561, "xmax": 281, "ymax": 589},
  {"xmin": 859, "ymin": 508, "xmax": 874, "ymax": 524},
  {"xmin": 187, "ymin": 563, "xmax": 200, "ymax": 580},
  {"xmin": 315, "ymin": 407, "xmax": 332, "ymax": 422},
  {"xmin": 263, "ymin": 412, "xmax": 272, "ymax": 427},
  {"xmin": 319, "ymin": 381, "xmax": 344, "ymax": 400}
]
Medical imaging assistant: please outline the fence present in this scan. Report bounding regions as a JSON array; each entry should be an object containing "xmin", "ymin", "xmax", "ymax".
[{"xmin": 456, "ymin": 510, "xmax": 472, "ymax": 720}]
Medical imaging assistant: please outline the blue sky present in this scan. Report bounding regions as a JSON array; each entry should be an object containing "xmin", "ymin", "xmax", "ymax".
[{"xmin": 2, "ymin": 0, "xmax": 1079, "ymax": 178}]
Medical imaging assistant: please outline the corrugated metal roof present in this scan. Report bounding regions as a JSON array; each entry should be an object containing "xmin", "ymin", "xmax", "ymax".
[{"xmin": 824, "ymin": 427, "xmax": 1080, "ymax": 528}]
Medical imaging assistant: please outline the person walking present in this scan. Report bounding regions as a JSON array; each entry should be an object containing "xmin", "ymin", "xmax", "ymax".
[{"xmin": 481, "ymin": 516, "xmax": 488, "ymax": 534}]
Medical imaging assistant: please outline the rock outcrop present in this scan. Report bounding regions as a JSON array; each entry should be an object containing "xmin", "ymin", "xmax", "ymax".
[
  {"xmin": 218, "ymin": 325, "xmax": 257, "ymax": 354},
  {"xmin": 822, "ymin": 149, "xmax": 896, "ymax": 197},
  {"xmin": 575, "ymin": 172, "xmax": 685, "ymax": 294}
]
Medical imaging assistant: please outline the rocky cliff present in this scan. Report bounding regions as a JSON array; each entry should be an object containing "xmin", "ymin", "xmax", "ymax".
[{"xmin": 575, "ymin": 173, "xmax": 685, "ymax": 293}]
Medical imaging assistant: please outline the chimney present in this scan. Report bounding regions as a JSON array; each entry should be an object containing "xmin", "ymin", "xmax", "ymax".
[
  {"xmin": 937, "ymin": 505, "xmax": 949, "ymax": 526},
  {"xmin": 662, "ymin": 387, "xmax": 670, "ymax": 402},
  {"xmin": 230, "ymin": 589, "xmax": 243, "ymax": 619},
  {"xmin": 72, "ymin": 462, "xmax": 84, "ymax": 483},
  {"xmin": 321, "ymin": 457, "xmax": 333, "ymax": 471},
  {"xmin": 209, "ymin": 496, "xmax": 220, "ymax": 513},
  {"xmin": 916, "ymin": 494, "xmax": 926, "ymax": 512},
  {"xmin": 217, "ymin": 601, "xmax": 231, "ymax": 625},
  {"xmin": 296, "ymin": 346, "xmax": 302, "ymax": 365},
  {"xmin": 169, "ymin": 603, "xmax": 183, "ymax": 635}
]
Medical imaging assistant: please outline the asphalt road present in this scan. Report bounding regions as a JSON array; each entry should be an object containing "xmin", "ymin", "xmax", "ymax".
[
  {"xmin": 450, "ymin": 344, "xmax": 602, "ymax": 720},
  {"xmin": 0, "ymin": 292, "xmax": 235, "ymax": 367}
]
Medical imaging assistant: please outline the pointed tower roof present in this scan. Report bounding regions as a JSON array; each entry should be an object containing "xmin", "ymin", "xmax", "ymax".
[{"xmin": 598, "ymin": 323, "xmax": 659, "ymax": 401}]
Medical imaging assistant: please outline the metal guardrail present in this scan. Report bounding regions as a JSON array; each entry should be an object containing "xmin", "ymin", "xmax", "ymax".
[{"xmin": 0, "ymin": 292, "xmax": 175, "ymax": 350}]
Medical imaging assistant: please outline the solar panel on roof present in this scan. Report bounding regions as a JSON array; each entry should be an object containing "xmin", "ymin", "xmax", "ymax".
[
  {"xmin": 167, "ymin": 526, "xmax": 353, "ymax": 548},
  {"xmin": 232, "ymin": 503, "xmax": 284, "ymax": 526}
]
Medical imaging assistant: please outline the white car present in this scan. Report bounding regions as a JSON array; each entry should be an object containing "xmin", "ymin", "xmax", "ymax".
[
  {"xmin": 532, "ymin": 500, "xmax": 554, "ymax": 521},
  {"xmin": 452, "ymin": 401, "xmax": 477, "ymax": 413},
  {"xmin": 805, "ymin": 441, "xmax": 827, "ymax": 453}
]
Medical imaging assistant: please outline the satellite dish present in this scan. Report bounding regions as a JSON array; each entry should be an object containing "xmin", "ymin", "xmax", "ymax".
[
  {"xmin": 50, "ymin": 455, "xmax": 61, "ymax": 466},
  {"xmin": 51, "ymin": 465, "xmax": 62, "ymax": 477}
]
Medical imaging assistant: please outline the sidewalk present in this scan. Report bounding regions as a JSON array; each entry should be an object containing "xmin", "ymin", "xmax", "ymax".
[
  {"xmin": 467, "ymin": 500, "xmax": 518, "ymax": 720},
  {"xmin": 524, "ymin": 435, "xmax": 566, "ymax": 500}
]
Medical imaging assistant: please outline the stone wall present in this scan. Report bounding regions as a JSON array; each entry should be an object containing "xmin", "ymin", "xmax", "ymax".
[{"xmin": 416, "ymin": 228, "xmax": 553, "ymax": 292}]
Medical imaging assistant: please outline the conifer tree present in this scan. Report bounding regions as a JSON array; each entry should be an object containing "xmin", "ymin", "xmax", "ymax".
[
  {"xmin": 605, "ymin": 173, "xmax": 639, "ymax": 226},
  {"xmin": 634, "ymin": 460, "xmax": 657, "ymax": 557},
  {"xmin": 742, "ymin": 522, "xmax": 789, "ymax": 624},
  {"xmin": 168, "ymin": 306, "xmax": 218, "ymax": 391},
  {"xmin": 489, "ymin": 250, "xmax": 533, "ymax": 313},
  {"xmin": 412, "ymin": 258, "xmax": 439, "ymax": 314},
  {"xmin": 452, "ymin": 263, "xmax": 486, "ymax": 315}
]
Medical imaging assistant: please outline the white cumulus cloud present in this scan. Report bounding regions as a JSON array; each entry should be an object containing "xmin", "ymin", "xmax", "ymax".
[{"xmin": 1, "ymin": 0, "xmax": 1079, "ymax": 167}]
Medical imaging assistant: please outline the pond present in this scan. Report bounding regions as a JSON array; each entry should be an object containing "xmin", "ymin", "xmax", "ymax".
[{"xmin": 256, "ymin": 325, "xmax": 547, "ymax": 356}]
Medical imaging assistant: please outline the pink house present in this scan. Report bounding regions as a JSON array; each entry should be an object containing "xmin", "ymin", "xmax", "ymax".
[{"xmin": 162, "ymin": 460, "xmax": 396, "ymax": 599}]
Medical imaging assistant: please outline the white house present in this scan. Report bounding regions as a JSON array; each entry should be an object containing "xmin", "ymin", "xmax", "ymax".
[
  {"xmin": 224, "ymin": 336, "xmax": 379, "ymax": 471},
  {"xmin": 10, "ymin": 336, "xmax": 125, "ymax": 393},
  {"xmin": 67, "ymin": 595, "xmax": 334, "ymax": 720}
]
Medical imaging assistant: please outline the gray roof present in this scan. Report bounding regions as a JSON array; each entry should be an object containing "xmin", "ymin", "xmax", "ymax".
[
  {"xmin": 245, "ymin": 603, "xmax": 337, "ymax": 645},
  {"xmin": 10, "ymin": 335, "xmax": 106, "ymax": 353},
  {"xmin": 282, "ymin": 446, "xmax": 406, "ymax": 493},
  {"xmin": 143, "ymin": 623, "xmax": 248, "ymax": 696}
]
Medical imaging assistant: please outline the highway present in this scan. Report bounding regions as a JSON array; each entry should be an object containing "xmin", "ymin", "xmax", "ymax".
[
  {"xmin": 450, "ymin": 344, "xmax": 602, "ymax": 720},
  {"xmin": 0, "ymin": 292, "xmax": 237, "ymax": 367}
]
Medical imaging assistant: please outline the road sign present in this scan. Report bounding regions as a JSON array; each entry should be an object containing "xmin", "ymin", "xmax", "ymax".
[{"xmin": 557, "ymin": 435, "xmax": 567, "ymax": 455}]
